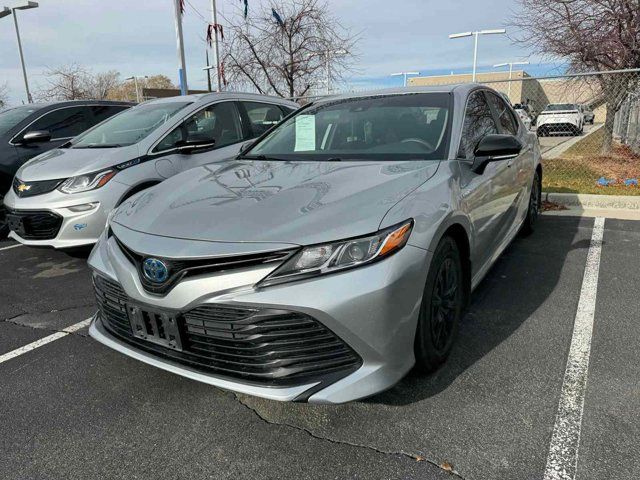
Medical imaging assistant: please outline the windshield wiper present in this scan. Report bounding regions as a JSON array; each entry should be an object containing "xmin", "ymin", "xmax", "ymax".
[
  {"xmin": 75, "ymin": 143, "xmax": 123, "ymax": 149},
  {"xmin": 237, "ymin": 154, "xmax": 290, "ymax": 161}
]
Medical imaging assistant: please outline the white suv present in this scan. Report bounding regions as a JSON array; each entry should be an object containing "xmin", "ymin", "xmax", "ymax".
[{"xmin": 536, "ymin": 103, "xmax": 584, "ymax": 137}]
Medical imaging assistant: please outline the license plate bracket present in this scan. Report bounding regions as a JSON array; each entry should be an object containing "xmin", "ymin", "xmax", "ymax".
[
  {"xmin": 6, "ymin": 214, "xmax": 26, "ymax": 237},
  {"xmin": 127, "ymin": 305, "xmax": 183, "ymax": 351}
]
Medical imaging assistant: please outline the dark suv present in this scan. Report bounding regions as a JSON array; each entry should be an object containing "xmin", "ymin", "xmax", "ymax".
[{"xmin": 0, "ymin": 100, "xmax": 132, "ymax": 236}]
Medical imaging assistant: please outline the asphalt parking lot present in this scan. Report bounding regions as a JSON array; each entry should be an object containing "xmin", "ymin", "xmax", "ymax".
[{"xmin": 1, "ymin": 215, "xmax": 639, "ymax": 480}]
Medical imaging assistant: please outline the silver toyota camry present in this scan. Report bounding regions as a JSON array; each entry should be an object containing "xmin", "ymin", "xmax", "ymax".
[{"xmin": 88, "ymin": 84, "xmax": 542, "ymax": 404}]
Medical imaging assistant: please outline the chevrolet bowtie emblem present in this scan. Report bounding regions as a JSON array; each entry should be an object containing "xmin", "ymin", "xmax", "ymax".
[{"xmin": 17, "ymin": 183, "xmax": 31, "ymax": 192}]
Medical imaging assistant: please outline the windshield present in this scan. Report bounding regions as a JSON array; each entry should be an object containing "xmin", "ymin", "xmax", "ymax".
[
  {"xmin": 0, "ymin": 105, "xmax": 40, "ymax": 137},
  {"xmin": 245, "ymin": 93, "xmax": 451, "ymax": 161},
  {"xmin": 70, "ymin": 101, "xmax": 192, "ymax": 148},
  {"xmin": 545, "ymin": 104, "xmax": 578, "ymax": 112}
]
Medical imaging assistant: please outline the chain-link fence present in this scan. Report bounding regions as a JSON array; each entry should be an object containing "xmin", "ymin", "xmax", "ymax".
[
  {"xmin": 297, "ymin": 68, "xmax": 640, "ymax": 195},
  {"xmin": 461, "ymin": 69, "xmax": 640, "ymax": 195}
]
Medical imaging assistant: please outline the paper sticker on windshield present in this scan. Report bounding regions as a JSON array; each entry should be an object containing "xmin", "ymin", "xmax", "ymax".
[{"xmin": 294, "ymin": 115, "xmax": 316, "ymax": 151}]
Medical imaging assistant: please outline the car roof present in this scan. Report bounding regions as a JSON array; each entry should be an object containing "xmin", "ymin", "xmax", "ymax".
[
  {"xmin": 142, "ymin": 92, "xmax": 299, "ymax": 108},
  {"xmin": 22, "ymin": 100, "xmax": 134, "ymax": 110},
  {"xmin": 310, "ymin": 83, "xmax": 488, "ymax": 106}
]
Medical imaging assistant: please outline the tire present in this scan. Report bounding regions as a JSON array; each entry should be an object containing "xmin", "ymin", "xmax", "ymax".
[
  {"xmin": 520, "ymin": 170, "xmax": 541, "ymax": 236},
  {"xmin": 414, "ymin": 236, "xmax": 465, "ymax": 373},
  {"xmin": 0, "ymin": 195, "xmax": 8, "ymax": 240}
]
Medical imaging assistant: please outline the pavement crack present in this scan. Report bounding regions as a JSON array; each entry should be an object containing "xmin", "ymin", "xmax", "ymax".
[
  {"xmin": 2, "ymin": 304, "xmax": 95, "ymax": 337},
  {"xmin": 232, "ymin": 393, "xmax": 464, "ymax": 478}
]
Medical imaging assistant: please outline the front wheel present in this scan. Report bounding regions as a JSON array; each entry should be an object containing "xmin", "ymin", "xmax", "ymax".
[
  {"xmin": 414, "ymin": 236, "xmax": 465, "ymax": 373},
  {"xmin": 0, "ymin": 195, "xmax": 8, "ymax": 240},
  {"xmin": 520, "ymin": 170, "xmax": 541, "ymax": 236}
]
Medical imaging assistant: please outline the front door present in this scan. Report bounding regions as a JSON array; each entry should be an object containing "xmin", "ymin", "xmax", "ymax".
[
  {"xmin": 151, "ymin": 101, "xmax": 245, "ymax": 178},
  {"xmin": 457, "ymin": 90, "xmax": 517, "ymax": 272},
  {"xmin": 14, "ymin": 106, "xmax": 91, "ymax": 166}
]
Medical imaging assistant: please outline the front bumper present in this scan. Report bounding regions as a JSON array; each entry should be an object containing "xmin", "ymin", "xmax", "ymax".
[
  {"xmin": 3, "ymin": 181, "xmax": 128, "ymax": 249},
  {"xmin": 536, "ymin": 116, "xmax": 582, "ymax": 134},
  {"xmin": 88, "ymin": 229, "xmax": 432, "ymax": 404}
]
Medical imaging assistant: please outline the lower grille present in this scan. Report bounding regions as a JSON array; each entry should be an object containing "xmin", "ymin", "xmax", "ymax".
[
  {"xmin": 6, "ymin": 209, "xmax": 63, "ymax": 240},
  {"xmin": 93, "ymin": 275, "xmax": 362, "ymax": 387}
]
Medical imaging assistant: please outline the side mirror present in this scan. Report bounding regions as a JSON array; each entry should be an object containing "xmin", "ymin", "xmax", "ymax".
[
  {"xmin": 20, "ymin": 130, "xmax": 52, "ymax": 144},
  {"xmin": 471, "ymin": 134, "xmax": 523, "ymax": 174},
  {"xmin": 176, "ymin": 137, "xmax": 216, "ymax": 154},
  {"xmin": 238, "ymin": 140, "xmax": 254, "ymax": 154}
]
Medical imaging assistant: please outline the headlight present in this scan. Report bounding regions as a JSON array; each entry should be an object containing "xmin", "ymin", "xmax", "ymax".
[
  {"xmin": 58, "ymin": 169, "xmax": 117, "ymax": 194},
  {"xmin": 260, "ymin": 220, "xmax": 413, "ymax": 286}
]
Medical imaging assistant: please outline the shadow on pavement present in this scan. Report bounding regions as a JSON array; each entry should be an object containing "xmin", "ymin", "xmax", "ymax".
[{"xmin": 367, "ymin": 216, "xmax": 591, "ymax": 406}]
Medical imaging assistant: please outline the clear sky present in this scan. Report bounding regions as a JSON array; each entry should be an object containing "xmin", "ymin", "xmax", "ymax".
[{"xmin": 0, "ymin": 0, "xmax": 556, "ymax": 105}]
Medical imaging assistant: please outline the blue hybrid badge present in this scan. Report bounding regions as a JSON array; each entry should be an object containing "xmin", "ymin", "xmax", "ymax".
[{"xmin": 142, "ymin": 258, "xmax": 169, "ymax": 283}]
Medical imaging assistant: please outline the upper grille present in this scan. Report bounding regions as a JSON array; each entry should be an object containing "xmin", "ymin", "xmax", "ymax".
[
  {"xmin": 93, "ymin": 275, "xmax": 362, "ymax": 387},
  {"xmin": 13, "ymin": 177, "xmax": 64, "ymax": 198},
  {"xmin": 114, "ymin": 235, "xmax": 294, "ymax": 296},
  {"xmin": 6, "ymin": 209, "xmax": 63, "ymax": 240}
]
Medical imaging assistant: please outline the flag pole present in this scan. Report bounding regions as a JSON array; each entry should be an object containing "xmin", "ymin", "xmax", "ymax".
[
  {"xmin": 210, "ymin": 0, "xmax": 222, "ymax": 92},
  {"xmin": 173, "ymin": 0, "xmax": 188, "ymax": 95}
]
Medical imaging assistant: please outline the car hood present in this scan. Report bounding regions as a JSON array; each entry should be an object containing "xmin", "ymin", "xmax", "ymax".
[
  {"xmin": 16, "ymin": 145, "xmax": 140, "ymax": 181},
  {"xmin": 112, "ymin": 159, "xmax": 440, "ymax": 246}
]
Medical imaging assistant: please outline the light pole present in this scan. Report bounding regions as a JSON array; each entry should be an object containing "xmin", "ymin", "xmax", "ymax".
[
  {"xmin": 493, "ymin": 61, "xmax": 529, "ymax": 97},
  {"xmin": 391, "ymin": 71, "xmax": 420, "ymax": 87},
  {"xmin": 209, "ymin": 0, "xmax": 221, "ymax": 92},
  {"xmin": 173, "ymin": 0, "xmax": 188, "ymax": 95},
  {"xmin": 449, "ymin": 29, "xmax": 506, "ymax": 82},
  {"xmin": 322, "ymin": 49, "xmax": 347, "ymax": 95},
  {"xmin": 203, "ymin": 64, "xmax": 215, "ymax": 92},
  {"xmin": 2, "ymin": 1, "xmax": 39, "ymax": 103},
  {"xmin": 125, "ymin": 76, "xmax": 148, "ymax": 103}
]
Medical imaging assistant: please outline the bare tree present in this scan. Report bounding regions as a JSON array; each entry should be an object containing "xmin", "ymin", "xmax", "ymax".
[
  {"xmin": 0, "ymin": 83, "xmax": 8, "ymax": 110},
  {"xmin": 512, "ymin": 0, "xmax": 640, "ymax": 153},
  {"xmin": 37, "ymin": 64, "xmax": 127, "ymax": 102},
  {"xmin": 221, "ymin": 0, "xmax": 358, "ymax": 98},
  {"xmin": 88, "ymin": 70, "xmax": 121, "ymax": 100},
  {"xmin": 37, "ymin": 64, "xmax": 92, "ymax": 101}
]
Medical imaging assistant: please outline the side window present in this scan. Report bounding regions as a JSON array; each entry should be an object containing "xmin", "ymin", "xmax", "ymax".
[
  {"xmin": 154, "ymin": 102, "xmax": 242, "ymax": 153},
  {"xmin": 279, "ymin": 105, "xmax": 297, "ymax": 116},
  {"xmin": 486, "ymin": 93, "xmax": 519, "ymax": 136},
  {"xmin": 458, "ymin": 91, "xmax": 499, "ymax": 160},
  {"xmin": 28, "ymin": 107, "xmax": 90, "ymax": 139},
  {"xmin": 89, "ymin": 105, "xmax": 130, "ymax": 126},
  {"xmin": 242, "ymin": 102, "xmax": 285, "ymax": 137}
]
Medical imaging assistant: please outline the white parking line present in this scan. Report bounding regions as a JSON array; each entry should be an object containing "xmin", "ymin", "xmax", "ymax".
[
  {"xmin": 0, "ymin": 244, "xmax": 22, "ymax": 252},
  {"xmin": 543, "ymin": 217, "xmax": 605, "ymax": 480},
  {"xmin": 0, "ymin": 317, "xmax": 93, "ymax": 365}
]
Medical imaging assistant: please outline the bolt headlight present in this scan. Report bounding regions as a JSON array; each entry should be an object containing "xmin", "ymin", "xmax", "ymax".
[
  {"xmin": 58, "ymin": 169, "xmax": 117, "ymax": 194},
  {"xmin": 260, "ymin": 220, "xmax": 413, "ymax": 286}
]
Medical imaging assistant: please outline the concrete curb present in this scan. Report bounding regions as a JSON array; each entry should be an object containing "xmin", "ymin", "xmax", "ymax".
[{"xmin": 543, "ymin": 192, "xmax": 640, "ymax": 211}]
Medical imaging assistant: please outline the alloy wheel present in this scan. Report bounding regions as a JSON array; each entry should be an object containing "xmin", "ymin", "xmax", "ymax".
[
  {"xmin": 529, "ymin": 174, "xmax": 540, "ymax": 225},
  {"xmin": 430, "ymin": 257, "xmax": 460, "ymax": 353}
]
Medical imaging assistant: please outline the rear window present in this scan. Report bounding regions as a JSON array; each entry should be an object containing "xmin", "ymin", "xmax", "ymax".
[{"xmin": 544, "ymin": 104, "xmax": 578, "ymax": 112}]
